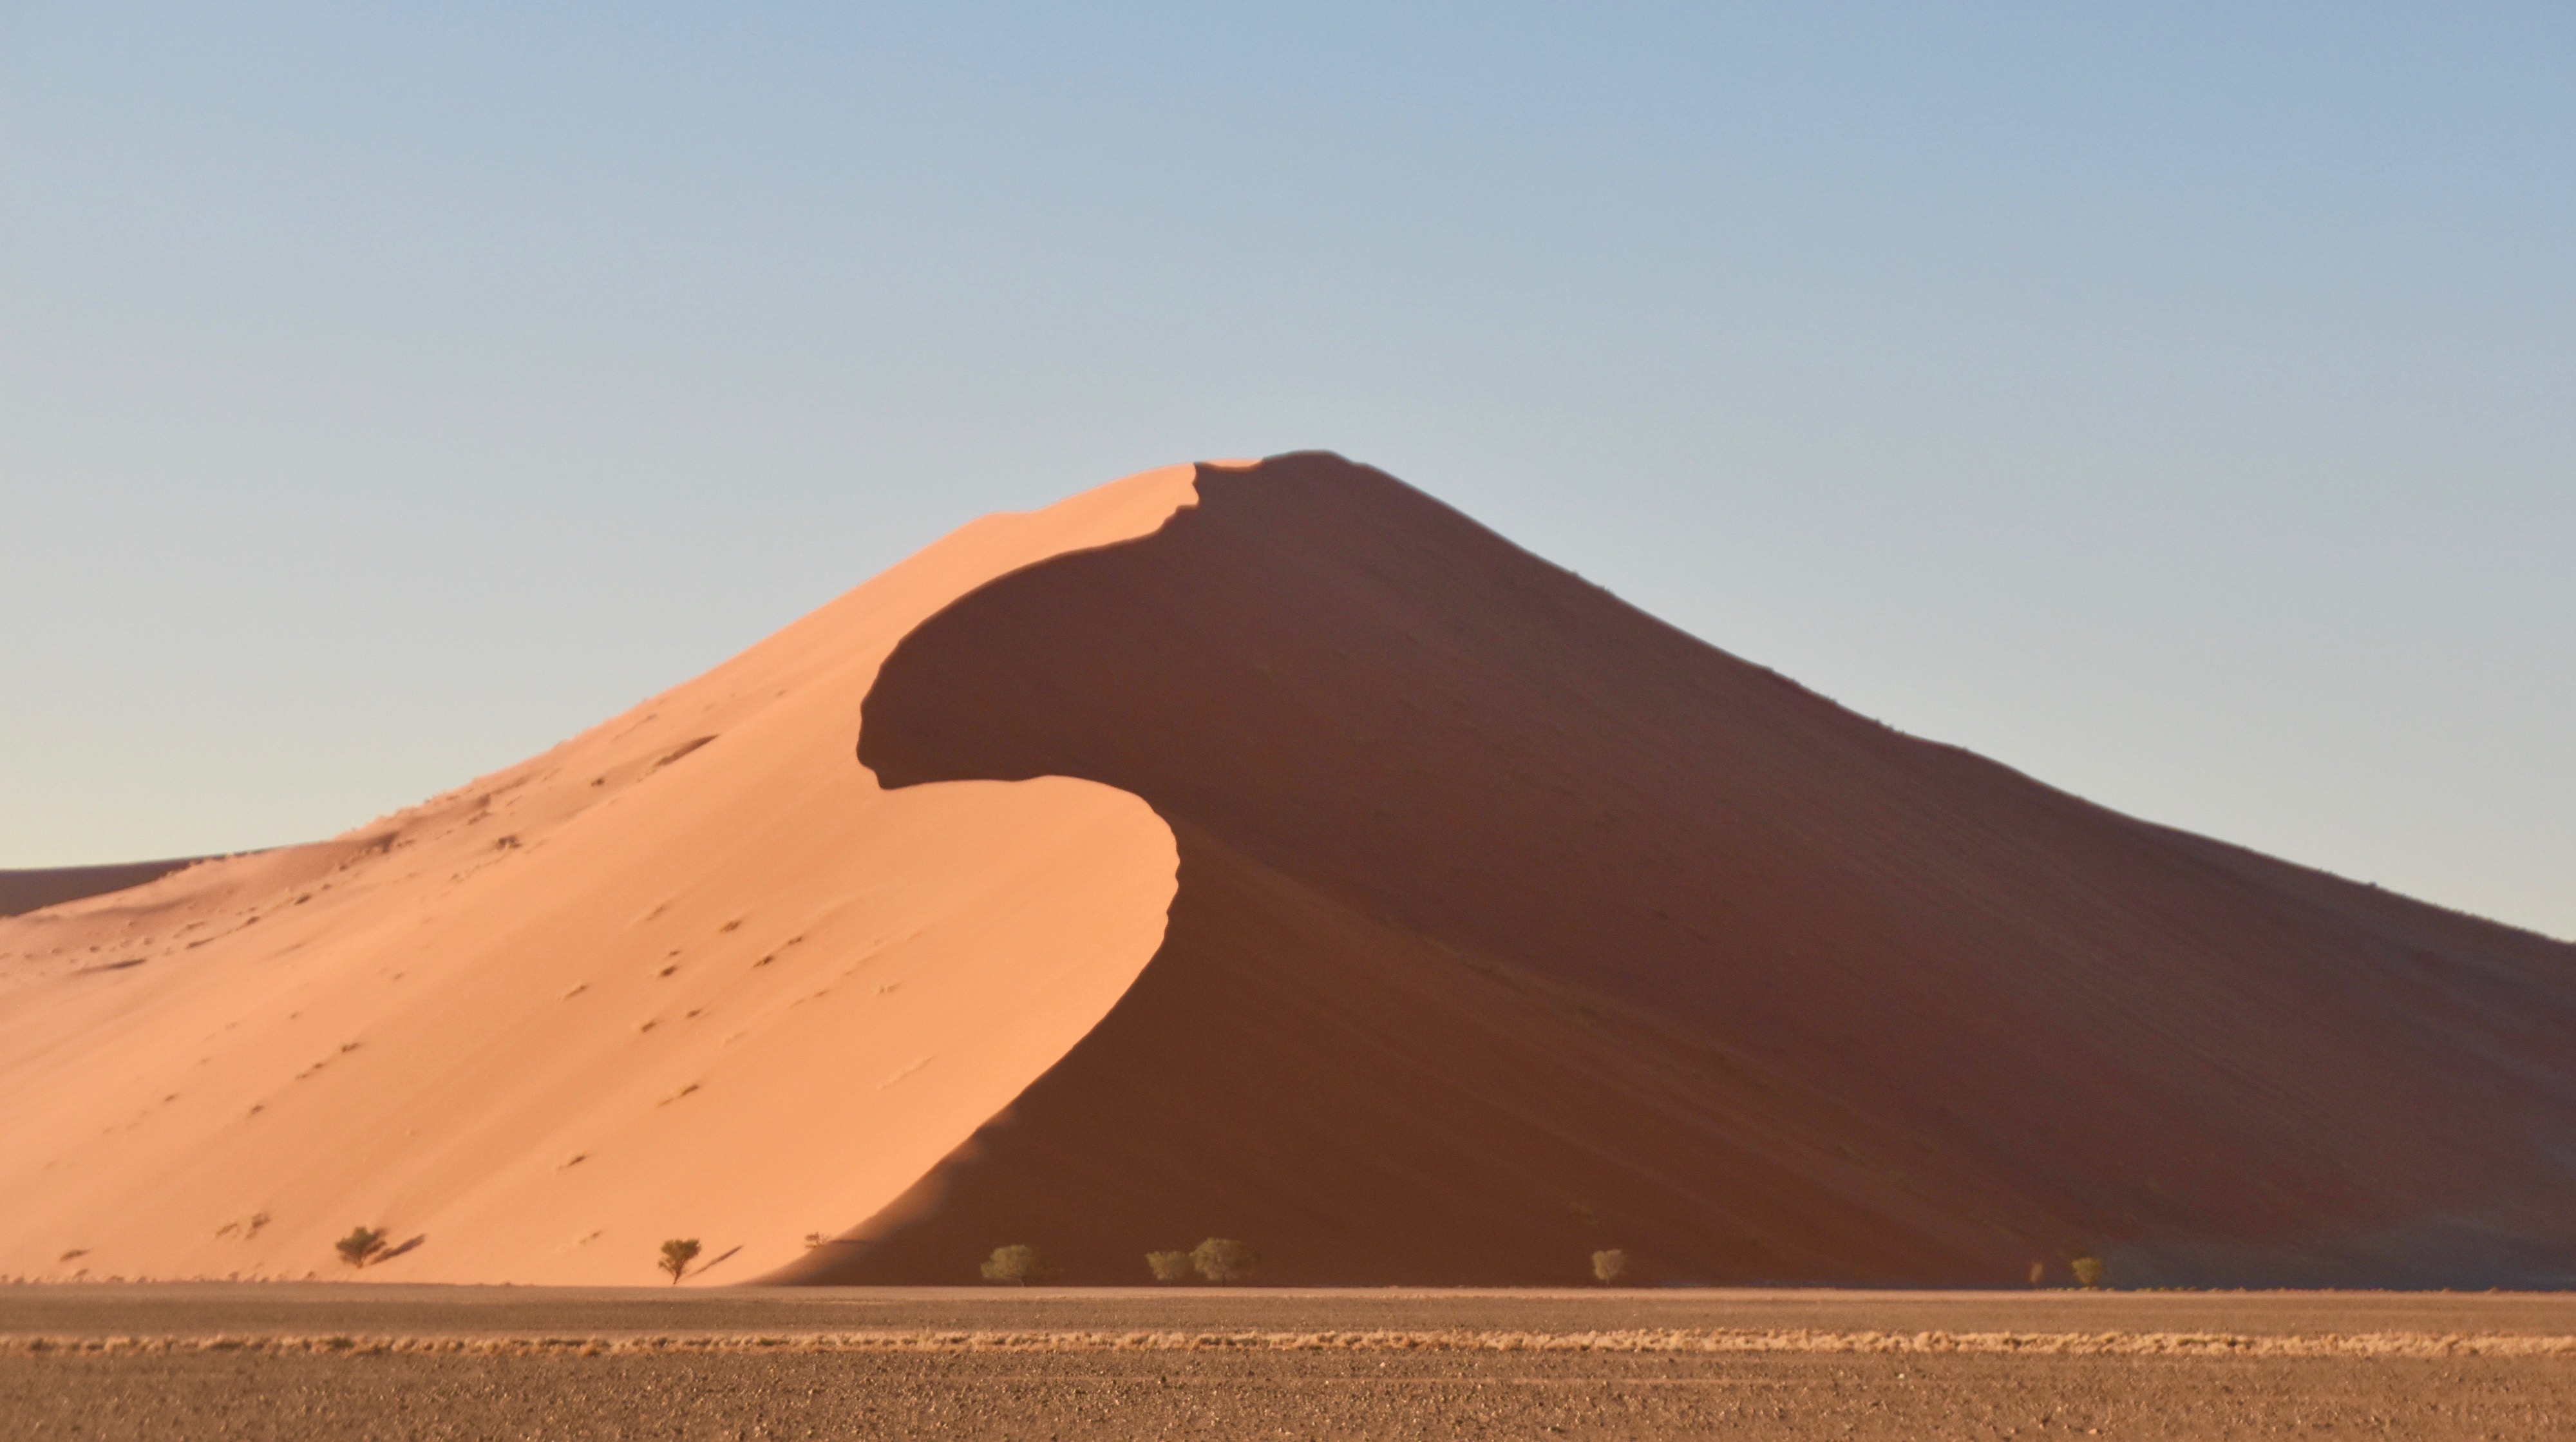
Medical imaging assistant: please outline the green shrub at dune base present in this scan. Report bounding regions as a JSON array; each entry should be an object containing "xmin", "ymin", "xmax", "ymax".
[
  {"xmin": 982, "ymin": 1244, "xmax": 1052, "ymax": 1285},
  {"xmin": 1191, "ymin": 1237, "xmax": 1258, "ymax": 1284}
]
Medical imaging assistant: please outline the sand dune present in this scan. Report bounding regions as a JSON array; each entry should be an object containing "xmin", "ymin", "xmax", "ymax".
[
  {"xmin": 6, "ymin": 453, "xmax": 2571, "ymax": 1289},
  {"xmin": 826, "ymin": 453, "xmax": 2576, "ymax": 1288},
  {"xmin": 0, "ymin": 466, "xmax": 1198, "ymax": 1285}
]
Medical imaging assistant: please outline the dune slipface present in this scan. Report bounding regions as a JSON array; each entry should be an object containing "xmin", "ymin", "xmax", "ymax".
[
  {"xmin": 1, "ymin": 859, "xmax": 213, "ymax": 918},
  {"xmin": 0, "ymin": 467, "xmax": 1198, "ymax": 1285},
  {"xmin": 816, "ymin": 453, "xmax": 2576, "ymax": 1289},
  {"xmin": 6, "ymin": 454, "xmax": 2572, "ymax": 1290}
]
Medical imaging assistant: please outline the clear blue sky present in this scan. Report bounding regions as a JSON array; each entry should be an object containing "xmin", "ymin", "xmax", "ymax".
[{"xmin": 4, "ymin": 3, "xmax": 2570, "ymax": 938}]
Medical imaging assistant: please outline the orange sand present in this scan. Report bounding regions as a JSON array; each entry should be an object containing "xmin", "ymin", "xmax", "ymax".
[
  {"xmin": 8, "ymin": 454, "xmax": 2573, "ymax": 1292},
  {"xmin": 0, "ymin": 466, "xmax": 1198, "ymax": 1285}
]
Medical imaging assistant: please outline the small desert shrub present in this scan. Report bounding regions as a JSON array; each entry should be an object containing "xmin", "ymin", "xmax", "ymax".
[
  {"xmin": 981, "ymin": 1244, "xmax": 1050, "ymax": 1285},
  {"xmin": 1191, "ymin": 1237, "xmax": 1258, "ymax": 1284},
  {"xmin": 659, "ymin": 1237, "xmax": 701, "ymax": 1284},
  {"xmin": 1144, "ymin": 1250, "xmax": 1193, "ymax": 1284},
  {"xmin": 1590, "ymin": 1248, "xmax": 1628, "ymax": 1284},
  {"xmin": 2028, "ymin": 1260, "xmax": 2047, "ymax": 1287},
  {"xmin": 334, "ymin": 1226, "xmax": 388, "ymax": 1269},
  {"xmin": 2069, "ymin": 1255, "xmax": 2105, "ymax": 1290}
]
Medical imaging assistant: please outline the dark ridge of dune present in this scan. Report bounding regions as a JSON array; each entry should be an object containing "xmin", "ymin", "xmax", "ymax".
[
  {"xmin": 797, "ymin": 452, "xmax": 2576, "ymax": 1289},
  {"xmin": 0, "ymin": 859, "xmax": 211, "ymax": 918}
]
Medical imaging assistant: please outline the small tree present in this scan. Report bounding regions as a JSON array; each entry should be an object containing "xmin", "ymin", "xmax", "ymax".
[
  {"xmin": 334, "ymin": 1226, "xmax": 388, "ymax": 1269},
  {"xmin": 2069, "ymin": 1255, "xmax": 2105, "ymax": 1290},
  {"xmin": 1590, "ymin": 1248, "xmax": 1628, "ymax": 1284},
  {"xmin": 659, "ymin": 1237, "xmax": 701, "ymax": 1284},
  {"xmin": 1191, "ymin": 1237, "xmax": 1257, "ymax": 1284},
  {"xmin": 1145, "ymin": 1250, "xmax": 1193, "ymax": 1284},
  {"xmin": 981, "ymin": 1244, "xmax": 1049, "ymax": 1285}
]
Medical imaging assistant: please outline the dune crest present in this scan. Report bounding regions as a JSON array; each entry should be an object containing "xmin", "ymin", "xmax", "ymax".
[
  {"xmin": 824, "ymin": 452, "xmax": 2576, "ymax": 1288},
  {"xmin": 0, "ymin": 465, "xmax": 1199, "ymax": 1285},
  {"xmin": 11, "ymin": 453, "xmax": 2573, "ymax": 1290}
]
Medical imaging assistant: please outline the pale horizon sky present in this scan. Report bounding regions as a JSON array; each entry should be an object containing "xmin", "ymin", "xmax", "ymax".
[{"xmin": 4, "ymin": 4, "xmax": 2570, "ymax": 939}]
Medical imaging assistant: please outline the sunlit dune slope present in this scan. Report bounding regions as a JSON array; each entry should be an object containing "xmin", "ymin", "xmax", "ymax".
[
  {"xmin": 12, "ymin": 453, "xmax": 2571, "ymax": 1291},
  {"xmin": 823, "ymin": 452, "xmax": 2576, "ymax": 1288},
  {"xmin": 0, "ymin": 466, "xmax": 1199, "ymax": 1285}
]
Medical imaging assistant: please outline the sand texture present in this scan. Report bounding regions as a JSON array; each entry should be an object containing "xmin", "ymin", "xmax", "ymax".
[
  {"xmin": 0, "ymin": 466, "xmax": 1200, "ymax": 1286},
  {"xmin": 17, "ymin": 1347, "xmax": 2575, "ymax": 1441},
  {"xmin": 6, "ymin": 1288, "xmax": 2575, "ymax": 1440},
  {"xmin": 6, "ymin": 452, "xmax": 2574, "ymax": 1291}
]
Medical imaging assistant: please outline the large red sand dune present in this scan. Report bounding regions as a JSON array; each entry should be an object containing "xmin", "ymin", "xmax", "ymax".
[
  {"xmin": 0, "ymin": 468, "xmax": 1197, "ymax": 1285},
  {"xmin": 829, "ymin": 454, "xmax": 2576, "ymax": 1289},
  {"xmin": 6, "ymin": 454, "xmax": 2571, "ymax": 1288}
]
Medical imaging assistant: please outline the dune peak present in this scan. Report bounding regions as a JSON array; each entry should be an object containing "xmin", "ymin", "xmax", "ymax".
[{"xmin": 7, "ymin": 453, "xmax": 2572, "ymax": 1290}]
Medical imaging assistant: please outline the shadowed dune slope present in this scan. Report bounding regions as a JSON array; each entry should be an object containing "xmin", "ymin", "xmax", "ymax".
[
  {"xmin": 820, "ymin": 453, "xmax": 2576, "ymax": 1289},
  {"xmin": 0, "ymin": 860, "xmax": 214, "ymax": 918},
  {"xmin": 0, "ymin": 467, "xmax": 1200, "ymax": 1286}
]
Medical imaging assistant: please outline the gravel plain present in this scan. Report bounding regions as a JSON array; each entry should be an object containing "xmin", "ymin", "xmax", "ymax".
[{"xmin": 6, "ymin": 1286, "xmax": 2573, "ymax": 1440}]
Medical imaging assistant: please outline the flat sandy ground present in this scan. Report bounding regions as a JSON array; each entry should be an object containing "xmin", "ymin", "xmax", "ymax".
[{"xmin": 6, "ymin": 1286, "xmax": 2575, "ymax": 1439}]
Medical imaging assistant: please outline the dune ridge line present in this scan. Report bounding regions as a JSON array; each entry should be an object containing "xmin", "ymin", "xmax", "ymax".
[
  {"xmin": 0, "ymin": 464, "xmax": 1204, "ymax": 1287},
  {"xmin": 10, "ymin": 452, "xmax": 2576, "ymax": 1291},
  {"xmin": 824, "ymin": 452, "xmax": 2576, "ymax": 1288}
]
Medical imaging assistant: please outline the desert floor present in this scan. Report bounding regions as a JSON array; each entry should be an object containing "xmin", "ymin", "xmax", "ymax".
[{"xmin": 6, "ymin": 1286, "xmax": 2573, "ymax": 1439}]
